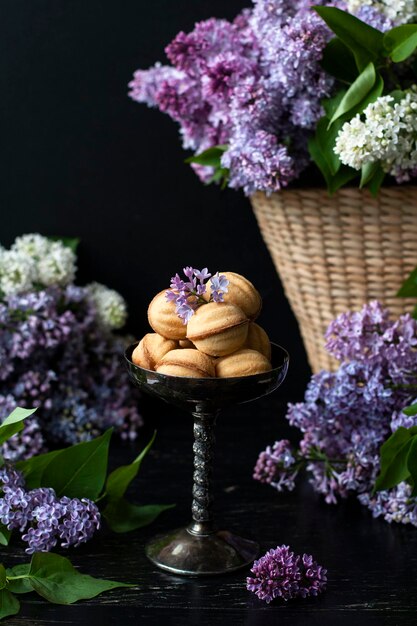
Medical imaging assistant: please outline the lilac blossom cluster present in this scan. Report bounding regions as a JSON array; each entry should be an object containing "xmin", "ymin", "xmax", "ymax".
[
  {"xmin": 254, "ymin": 301, "xmax": 417, "ymax": 525},
  {"xmin": 247, "ymin": 545, "xmax": 327, "ymax": 603},
  {"xmin": 0, "ymin": 237, "xmax": 143, "ymax": 461},
  {"xmin": 0, "ymin": 466, "xmax": 100, "ymax": 553},
  {"xmin": 129, "ymin": 0, "xmax": 399, "ymax": 194},
  {"xmin": 0, "ymin": 285, "xmax": 142, "ymax": 459},
  {"xmin": 253, "ymin": 439, "xmax": 298, "ymax": 492},
  {"xmin": 166, "ymin": 267, "xmax": 229, "ymax": 323}
]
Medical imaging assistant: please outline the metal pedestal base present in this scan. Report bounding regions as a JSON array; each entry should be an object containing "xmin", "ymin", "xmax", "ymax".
[{"xmin": 145, "ymin": 525, "xmax": 259, "ymax": 576}]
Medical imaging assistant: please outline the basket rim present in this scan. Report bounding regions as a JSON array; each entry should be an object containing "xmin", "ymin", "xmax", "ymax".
[{"xmin": 251, "ymin": 184, "xmax": 417, "ymax": 197}]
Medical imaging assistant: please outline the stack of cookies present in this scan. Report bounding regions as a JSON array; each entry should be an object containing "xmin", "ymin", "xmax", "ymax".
[{"xmin": 132, "ymin": 271, "xmax": 272, "ymax": 378}]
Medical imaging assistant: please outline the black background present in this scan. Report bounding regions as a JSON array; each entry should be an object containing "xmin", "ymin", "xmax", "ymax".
[{"xmin": 0, "ymin": 0, "xmax": 311, "ymax": 399}]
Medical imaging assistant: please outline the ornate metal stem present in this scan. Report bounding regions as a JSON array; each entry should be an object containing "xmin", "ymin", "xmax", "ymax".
[{"xmin": 189, "ymin": 411, "xmax": 217, "ymax": 535}]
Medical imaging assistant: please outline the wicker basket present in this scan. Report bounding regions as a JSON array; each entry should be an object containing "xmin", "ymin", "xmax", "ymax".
[{"xmin": 251, "ymin": 187, "xmax": 417, "ymax": 373}]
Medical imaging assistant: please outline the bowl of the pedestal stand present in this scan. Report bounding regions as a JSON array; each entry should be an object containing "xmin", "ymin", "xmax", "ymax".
[{"xmin": 125, "ymin": 342, "xmax": 289, "ymax": 576}]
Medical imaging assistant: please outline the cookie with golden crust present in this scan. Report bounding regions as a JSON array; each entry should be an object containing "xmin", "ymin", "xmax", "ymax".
[
  {"xmin": 147, "ymin": 290, "xmax": 187, "ymax": 340},
  {"xmin": 218, "ymin": 272, "xmax": 262, "ymax": 320},
  {"xmin": 244, "ymin": 323, "xmax": 271, "ymax": 360},
  {"xmin": 155, "ymin": 349, "xmax": 215, "ymax": 378},
  {"xmin": 186, "ymin": 302, "xmax": 249, "ymax": 357},
  {"xmin": 179, "ymin": 339, "xmax": 196, "ymax": 349},
  {"xmin": 215, "ymin": 348, "xmax": 271, "ymax": 378},
  {"xmin": 131, "ymin": 333, "xmax": 178, "ymax": 370}
]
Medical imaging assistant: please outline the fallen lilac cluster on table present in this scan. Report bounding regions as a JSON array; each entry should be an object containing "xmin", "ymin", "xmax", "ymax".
[
  {"xmin": 247, "ymin": 544, "xmax": 327, "ymax": 603},
  {"xmin": 254, "ymin": 301, "xmax": 417, "ymax": 526},
  {"xmin": 166, "ymin": 267, "xmax": 229, "ymax": 323},
  {"xmin": 129, "ymin": 0, "xmax": 408, "ymax": 194},
  {"xmin": 0, "ymin": 234, "xmax": 142, "ymax": 460},
  {"xmin": 0, "ymin": 466, "xmax": 100, "ymax": 553}
]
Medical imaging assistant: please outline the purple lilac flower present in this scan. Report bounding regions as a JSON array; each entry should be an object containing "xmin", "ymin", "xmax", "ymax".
[
  {"xmin": 325, "ymin": 301, "xmax": 417, "ymax": 385},
  {"xmin": 253, "ymin": 440, "xmax": 299, "ymax": 491},
  {"xmin": 166, "ymin": 267, "xmax": 229, "ymax": 323},
  {"xmin": 391, "ymin": 400, "xmax": 417, "ymax": 431},
  {"xmin": 0, "ymin": 467, "xmax": 100, "ymax": 553},
  {"xmin": 247, "ymin": 545, "xmax": 327, "ymax": 603},
  {"xmin": 255, "ymin": 301, "xmax": 417, "ymax": 525},
  {"xmin": 129, "ymin": 0, "xmax": 401, "ymax": 194},
  {"xmin": 1, "ymin": 417, "xmax": 45, "ymax": 462},
  {"xmin": 128, "ymin": 2, "xmax": 317, "ymax": 193},
  {"xmin": 0, "ymin": 284, "xmax": 143, "ymax": 458},
  {"xmin": 209, "ymin": 272, "xmax": 229, "ymax": 303},
  {"xmin": 284, "ymin": 357, "xmax": 404, "ymax": 504},
  {"xmin": 355, "ymin": 5, "xmax": 393, "ymax": 30},
  {"xmin": 254, "ymin": 6, "xmax": 333, "ymax": 127},
  {"xmin": 57, "ymin": 496, "xmax": 101, "ymax": 548},
  {"xmin": 358, "ymin": 482, "xmax": 417, "ymax": 525},
  {"xmin": 223, "ymin": 129, "xmax": 302, "ymax": 195},
  {"xmin": 0, "ymin": 467, "xmax": 25, "ymax": 489}
]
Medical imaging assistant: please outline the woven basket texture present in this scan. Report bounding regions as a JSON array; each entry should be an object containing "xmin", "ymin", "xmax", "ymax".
[{"xmin": 251, "ymin": 187, "xmax": 417, "ymax": 373}]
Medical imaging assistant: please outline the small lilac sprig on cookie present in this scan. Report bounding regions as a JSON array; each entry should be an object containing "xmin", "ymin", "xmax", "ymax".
[{"xmin": 166, "ymin": 267, "xmax": 229, "ymax": 324}]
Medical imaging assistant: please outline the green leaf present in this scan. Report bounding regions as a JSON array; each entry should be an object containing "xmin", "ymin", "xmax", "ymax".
[
  {"xmin": 28, "ymin": 553, "xmax": 134, "ymax": 605},
  {"xmin": 308, "ymin": 135, "xmax": 358, "ymax": 193},
  {"xmin": 403, "ymin": 403, "xmax": 417, "ymax": 417},
  {"xmin": 329, "ymin": 62, "xmax": 376, "ymax": 126},
  {"xmin": 351, "ymin": 72, "xmax": 384, "ymax": 115},
  {"xmin": 315, "ymin": 116, "xmax": 343, "ymax": 175},
  {"xmin": 103, "ymin": 499, "xmax": 174, "ymax": 533},
  {"xmin": 41, "ymin": 429, "xmax": 113, "ymax": 500},
  {"xmin": 0, "ymin": 526, "xmax": 11, "ymax": 547},
  {"xmin": 367, "ymin": 165, "xmax": 385, "ymax": 197},
  {"xmin": 314, "ymin": 6, "xmax": 384, "ymax": 70},
  {"xmin": 374, "ymin": 427, "xmax": 417, "ymax": 492},
  {"xmin": 185, "ymin": 145, "xmax": 228, "ymax": 167},
  {"xmin": 360, "ymin": 161, "xmax": 379, "ymax": 188},
  {"xmin": 397, "ymin": 266, "xmax": 417, "ymax": 297},
  {"xmin": 16, "ymin": 448, "xmax": 63, "ymax": 489},
  {"xmin": 308, "ymin": 134, "xmax": 333, "ymax": 187},
  {"xmin": 407, "ymin": 437, "xmax": 417, "ymax": 497},
  {"xmin": 0, "ymin": 589, "xmax": 19, "ymax": 620},
  {"xmin": 6, "ymin": 565, "xmax": 32, "ymax": 594},
  {"xmin": 207, "ymin": 167, "xmax": 229, "ymax": 187},
  {"xmin": 49, "ymin": 236, "xmax": 80, "ymax": 253},
  {"xmin": 328, "ymin": 166, "xmax": 358, "ymax": 195},
  {"xmin": 105, "ymin": 432, "xmax": 156, "ymax": 502},
  {"xmin": 185, "ymin": 145, "xmax": 229, "ymax": 188},
  {"xmin": 0, "ymin": 408, "xmax": 37, "ymax": 447},
  {"xmin": 384, "ymin": 24, "xmax": 417, "ymax": 62},
  {"xmin": 321, "ymin": 37, "xmax": 358, "ymax": 82},
  {"xmin": 0, "ymin": 566, "xmax": 6, "ymax": 591},
  {"xmin": 390, "ymin": 89, "xmax": 406, "ymax": 104},
  {"xmin": 322, "ymin": 89, "xmax": 348, "ymax": 119}
]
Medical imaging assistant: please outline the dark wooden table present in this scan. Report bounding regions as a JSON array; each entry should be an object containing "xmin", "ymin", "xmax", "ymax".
[{"xmin": 2, "ymin": 394, "xmax": 417, "ymax": 625}]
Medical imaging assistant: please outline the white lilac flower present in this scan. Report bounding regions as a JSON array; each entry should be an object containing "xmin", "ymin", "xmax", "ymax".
[
  {"xmin": 347, "ymin": 0, "xmax": 417, "ymax": 25},
  {"xmin": 87, "ymin": 282, "xmax": 127, "ymax": 330},
  {"xmin": 0, "ymin": 250, "xmax": 36, "ymax": 296},
  {"xmin": 11, "ymin": 233, "xmax": 51, "ymax": 261},
  {"xmin": 334, "ymin": 88, "xmax": 417, "ymax": 182},
  {"xmin": 37, "ymin": 241, "xmax": 76, "ymax": 287}
]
